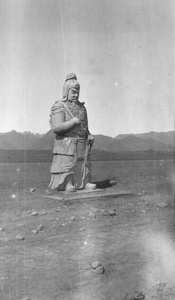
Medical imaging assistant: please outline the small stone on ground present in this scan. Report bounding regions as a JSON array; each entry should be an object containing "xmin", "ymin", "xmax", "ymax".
[
  {"xmin": 94, "ymin": 265, "xmax": 105, "ymax": 274},
  {"xmin": 109, "ymin": 210, "xmax": 116, "ymax": 216},
  {"xmin": 91, "ymin": 261, "xmax": 102, "ymax": 269},
  {"xmin": 31, "ymin": 211, "xmax": 38, "ymax": 216},
  {"xmin": 16, "ymin": 234, "xmax": 25, "ymax": 240},
  {"xmin": 36, "ymin": 224, "xmax": 43, "ymax": 231}
]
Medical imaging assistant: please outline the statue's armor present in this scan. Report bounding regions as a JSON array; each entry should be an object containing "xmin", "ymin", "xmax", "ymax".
[
  {"xmin": 49, "ymin": 100, "xmax": 90, "ymax": 175},
  {"xmin": 50, "ymin": 100, "xmax": 89, "ymax": 139},
  {"xmin": 64, "ymin": 101, "xmax": 89, "ymax": 139}
]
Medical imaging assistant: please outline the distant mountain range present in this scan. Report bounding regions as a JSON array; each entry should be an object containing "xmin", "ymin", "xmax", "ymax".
[{"xmin": 0, "ymin": 130, "xmax": 174, "ymax": 152}]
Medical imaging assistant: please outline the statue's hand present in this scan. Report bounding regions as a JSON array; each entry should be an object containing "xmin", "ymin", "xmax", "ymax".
[
  {"xmin": 72, "ymin": 117, "xmax": 81, "ymax": 125},
  {"xmin": 88, "ymin": 134, "xmax": 94, "ymax": 146}
]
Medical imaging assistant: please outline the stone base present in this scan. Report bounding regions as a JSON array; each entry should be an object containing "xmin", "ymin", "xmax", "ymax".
[{"xmin": 42, "ymin": 188, "xmax": 133, "ymax": 201}]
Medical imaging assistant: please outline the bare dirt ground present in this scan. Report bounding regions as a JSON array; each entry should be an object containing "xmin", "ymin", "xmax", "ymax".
[{"xmin": 0, "ymin": 161, "xmax": 174, "ymax": 300}]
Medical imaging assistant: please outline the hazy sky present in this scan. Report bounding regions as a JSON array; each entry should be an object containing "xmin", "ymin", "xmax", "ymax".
[{"xmin": 0, "ymin": 0, "xmax": 174, "ymax": 137}]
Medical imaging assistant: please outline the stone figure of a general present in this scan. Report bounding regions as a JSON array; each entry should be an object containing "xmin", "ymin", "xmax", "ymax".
[{"xmin": 48, "ymin": 73, "xmax": 96, "ymax": 192}]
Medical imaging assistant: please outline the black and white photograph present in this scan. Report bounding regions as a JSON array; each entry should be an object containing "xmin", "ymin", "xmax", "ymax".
[{"xmin": 0, "ymin": 0, "xmax": 174, "ymax": 299}]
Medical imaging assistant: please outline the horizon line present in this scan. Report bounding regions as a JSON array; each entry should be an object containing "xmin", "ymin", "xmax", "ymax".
[{"xmin": 0, "ymin": 129, "xmax": 174, "ymax": 138}]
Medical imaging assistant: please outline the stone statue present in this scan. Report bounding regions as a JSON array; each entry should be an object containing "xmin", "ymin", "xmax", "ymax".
[{"xmin": 48, "ymin": 73, "xmax": 96, "ymax": 192}]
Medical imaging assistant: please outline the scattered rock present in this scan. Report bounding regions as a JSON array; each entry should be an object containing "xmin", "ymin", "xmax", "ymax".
[
  {"xmin": 109, "ymin": 210, "xmax": 116, "ymax": 216},
  {"xmin": 80, "ymin": 216, "xmax": 86, "ymax": 220},
  {"xmin": 80, "ymin": 228, "xmax": 86, "ymax": 231},
  {"xmin": 137, "ymin": 193, "xmax": 142, "ymax": 196},
  {"xmin": 157, "ymin": 202, "xmax": 168, "ymax": 208},
  {"xmin": 29, "ymin": 188, "xmax": 35, "ymax": 192},
  {"xmin": 17, "ymin": 296, "xmax": 30, "ymax": 300},
  {"xmin": 70, "ymin": 216, "xmax": 75, "ymax": 221},
  {"xmin": 94, "ymin": 266, "xmax": 105, "ymax": 274},
  {"xmin": 61, "ymin": 223, "xmax": 67, "ymax": 227},
  {"xmin": 36, "ymin": 224, "xmax": 43, "ymax": 231},
  {"xmin": 32, "ymin": 225, "xmax": 43, "ymax": 234},
  {"xmin": 89, "ymin": 211, "xmax": 96, "ymax": 218},
  {"xmin": 31, "ymin": 211, "xmax": 38, "ymax": 216},
  {"xmin": 145, "ymin": 202, "xmax": 149, "ymax": 205},
  {"xmin": 41, "ymin": 211, "xmax": 46, "ymax": 215},
  {"xmin": 16, "ymin": 234, "xmax": 25, "ymax": 240},
  {"xmin": 91, "ymin": 261, "xmax": 102, "ymax": 269},
  {"xmin": 0, "ymin": 228, "xmax": 4, "ymax": 231},
  {"xmin": 109, "ymin": 179, "xmax": 116, "ymax": 186},
  {"xmin": 140, "ymin": 210, "xmax": 147, "ymax": 214}
]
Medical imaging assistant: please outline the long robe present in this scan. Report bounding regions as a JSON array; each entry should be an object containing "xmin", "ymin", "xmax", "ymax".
[{"xmin": 49, "ymin": 100, "xmax": 91, "ymax": 190}]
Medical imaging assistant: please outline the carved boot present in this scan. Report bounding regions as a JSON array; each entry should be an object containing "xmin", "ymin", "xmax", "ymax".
[{"xmin": 65, "ymin": 175, "xmax": 76, "ymax": 192}]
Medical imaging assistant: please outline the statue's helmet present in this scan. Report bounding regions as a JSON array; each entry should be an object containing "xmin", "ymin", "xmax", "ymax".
[{"xmin": 62, "ymin": 73, "xmax": 80, "ymax": 101}]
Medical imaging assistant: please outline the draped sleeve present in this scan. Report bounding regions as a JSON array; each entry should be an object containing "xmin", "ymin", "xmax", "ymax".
[
  {"xmin": 49, "ymin": 101, "xmax": 76, "ymax": 155},
  {"xmin": 49, "ymin": 101, "xmax": 65, "ymax": 131}
]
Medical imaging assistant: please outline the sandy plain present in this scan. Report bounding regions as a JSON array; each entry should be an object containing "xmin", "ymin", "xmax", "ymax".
[{"xmin": 0, "ymin": 160, "xmax": 174, "ymax": 300}]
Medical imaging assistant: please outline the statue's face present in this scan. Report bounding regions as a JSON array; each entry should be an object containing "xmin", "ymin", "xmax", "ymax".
[{"xmin": 68, "ymin": 88, "xmax": 79, "ymax": 102}]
